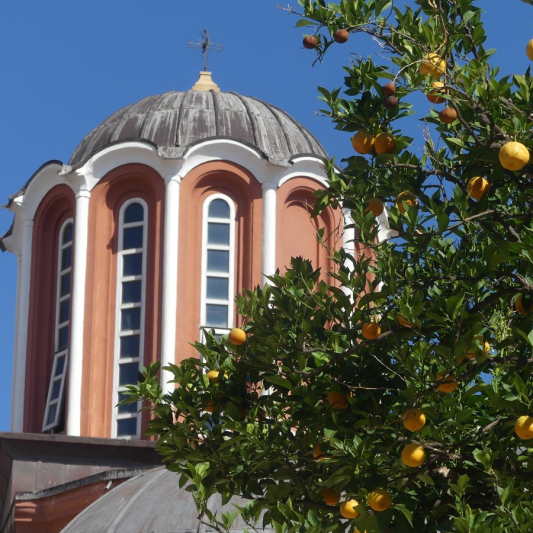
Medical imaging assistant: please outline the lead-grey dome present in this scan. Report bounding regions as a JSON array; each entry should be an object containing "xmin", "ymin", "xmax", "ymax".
[
  {"xmin": 69, "ymin": 90, "xmax": 328, "ymax": 168},
  {"xmin": 62, "ymin": 467, "xmax": 273, "ymax": 532}
]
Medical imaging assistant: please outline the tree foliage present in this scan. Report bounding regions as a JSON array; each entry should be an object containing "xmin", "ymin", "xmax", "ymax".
[{"xmin": 129, "ymin": 1, "xmax": 533, "ymax": 531}]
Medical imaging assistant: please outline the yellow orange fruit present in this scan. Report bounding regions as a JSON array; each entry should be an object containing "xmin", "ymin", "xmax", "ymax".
[
  {"xmin": 427, "ymin": 81, "xmax": 447, "ymax": 104},
  {"xmin": 398, "ymin": 315, "xmax": 415, "ymax": 328},
  {"xmin": 327, "ymin": 391, "xmax": 348, "ymax": 410},
  {"xmin": 466, "ymin": 176, "xmax": 489, "ymax": 201},
  {"xmin": 419, "ymin": 53, "xmax": 446, "ymax": 78},
  {"xmin": 374, "ymin": 132, "xmax": 397, "ymax": 155},
  {"xmin": 403, "ymin": 408, "xmax": 426, "ymax": 431},
  {"xmin": 436, "ymin": 371, "xmax": 458, "ymax": 393},
  {"xmin": 368, "ymin": 489, "xmax": 392, "ymax": 512},
  {"xmin": 351, "ymin": 131, "xmax": 375, "ymax": 155},
  {"xmin": 527, "ymin": 39, "xmax": 533, "ymax": 61},
  {"xmin": 515, "ymin": 415, "xmax": 533, "ymax": 440},
  {"xmin": 401, "ymin": 443, "xmax": 426, "ymax": 467},
  {"xmin": 207, "ymin": 370, "xmax": 220, "ymax": 383},
  {"xmin": 499, "ymin": 142, "xmax": 530, "ymax": 171},
  {"xmin": 320, "ymin": 487, "xmax": 341, "ymax": 506},
  {"xmin": 361, "ymin": 322, "xmax": 381, "ymax": 340},
  {"xmin": 228, "ymin": 328, "xmax": 246, "ymax": 345},
  {"xmin": 466, "ymin": 336, "xmax": 490, "ymax": 359},
  {"xmin": 366, "ymin": 198, "xmax": 384, "ymax": 217},
  {"xmin": 340, "ymin": 499, "xmax": 360, "ymax": 519},
  {"xmin": 396, "ymin": 191, "xmax": 418, "ymax": 214},
  {"xmin": 516, "ymin": 294, "xmax": 533, "ymax": 315}
]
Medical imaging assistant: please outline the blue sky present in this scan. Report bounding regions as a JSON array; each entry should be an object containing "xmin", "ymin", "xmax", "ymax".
[{"xmin": 0, "ymin": 1, "xmax": 531, "ymax": 431}]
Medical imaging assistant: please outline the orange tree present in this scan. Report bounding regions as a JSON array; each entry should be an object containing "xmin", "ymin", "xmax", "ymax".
[{"xmin": 128, "ymin": 1, "xmax": 533, "ymax": 531}]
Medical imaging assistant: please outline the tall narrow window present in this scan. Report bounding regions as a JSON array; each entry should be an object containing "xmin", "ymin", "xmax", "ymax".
[
  {"xmin": 113, "ymin": 199, "xmax": 147, "ymax": 439},
  {"xmin": 43, "ymin": 219, "xmax": 73, "ymax": 432},
  {"xmin": 201, "ymin": 195, "xmax": 236, "ymax": 340}
]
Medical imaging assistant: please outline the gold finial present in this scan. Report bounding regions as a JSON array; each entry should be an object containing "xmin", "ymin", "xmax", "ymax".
[{"xmin": 191, "ymin": 71, "xmax": 220, "ymax": 93}]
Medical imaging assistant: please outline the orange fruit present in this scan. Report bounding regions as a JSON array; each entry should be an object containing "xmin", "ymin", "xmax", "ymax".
[
  {"xmin": 340, "ymin": 499, "xmax": 360, "ymax": 519},
  {"xmin": 320, "ymin": 487, "xmax": 341, "ymax": 506},
  {"xmin": 368, "ymin": 489, "xmax": 392, "ymax": 512},
  {"xmin": 334, "ymin": 29, "xmax": 349, "ymax": 43},
  {"xmin": 374, "ymin": 132, "xmax": 397, "ymax": 155},
  {"xmin": 499, "ymin": 142, "xmax": 530, "ymax": 171},
  {"xmin": 398, "ymin": 315, "xmax": 415, "ymax": 328},
  {"xmin": 427, "ymin": 81, "xmax": 447, "ymax": 104},
  {"xmin": 465, "ymin": 336, "xmax": 490, "ymax": 359},
  {"xmin": 303, "ymin": 35, "xmax": 318, "ymax": 49},
  {"xmin": 327, "ymin": 391, "xmax": 347, "ymax": 410},
  {"xmin": 382, "ymin": 82, "xmax": 396, "ymax": 96},
  {"xmin": 401, "ymin": 443, "xmax": 425, "ymax": 467},
  {"xmin": 204, "ymin": 400, "xmax": 217, "ymax": 413},
  {"xmin": 361, "ymin": 322, "xmax": 381, "ymax": 340},
  {"xmin": 515, "ymin": 294, "xmax": 533, "ymax": 315},
  {"xmin": 419, "ymin": 53, "xmax": 446, "ymax": 78},
  {"xmin": 527, "ymin": 39, "xmax": 533, "ymax": 61},
  {"xmin": 228, "ymin": 328, "xmax": 246, "ymax": 345},
  {"xmin": 515, "ymin": 415, "xmax": 533, "ymax": 440},
  {"xmin": 396, "ymin": 191, "xmax": 418, "ymax": 214},
  {"xmin": 351, "ymin": 131, "xmax": 375, "ymax": 155},
  {"xmin": 439, "ymin": 107, "xmax": 457, "ymax": 124},
  {"xmin": 436, "ymin": 371, "xmax": 458, "ymax": 393},
  {"xmin": 313, "ymin": 442, "xmax": 326, "ymax": 459},
  {"xmin": 466, "ymin": 176, "xmax": 489, "ymax": 201},
  {"xmin": 366, "ymin": 198, "xmax": 384, "ymax": 217},
  {"xmin": 403, "ymin": 408, "xmax": 426, "ymax": 431}
]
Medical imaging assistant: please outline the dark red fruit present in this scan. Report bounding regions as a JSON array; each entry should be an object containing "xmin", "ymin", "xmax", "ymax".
[
  {"xmin": 382, "ymin": 82, "xmax": 396, "ymax": 96},
  {"xmin": 333, "ymin": 29, "xmax": 349, "ymax": 43},
  {"xmin": 383, "ymin": 96, "xmax": 399, "ymax": 109},
  {"xmin": 303, "ymin": 35, "xmax": 318, "ymax": 49}
]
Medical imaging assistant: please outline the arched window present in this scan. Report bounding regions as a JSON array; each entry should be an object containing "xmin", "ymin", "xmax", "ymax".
[
  {"xmin": 42, "ymin": 219, "xmax": 73, "ymax": 431},
  {"xmin": 113, "ymin": 199, "xmax": 148, "ymax": 439},
  {"xmin": 201, "ymin": 195, "xmax": 236, "ymax": 339}
]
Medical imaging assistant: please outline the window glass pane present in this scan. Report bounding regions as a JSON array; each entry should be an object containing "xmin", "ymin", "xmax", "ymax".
[
  {"xmin": 121, "ymin": 308, "xmax": 141, "ymax": 331},
  {"xmin": 119, "ymin": 363, "xmax": 139, "ymax": 386},
  {"xmin": 47, "ymin": 404, "xmax": 58, "ymax": 427},
  {"xmin": 51, "ymin": 379, "xmax": 62, "ymax": 400},
  {"xmin": 62, "ymin": 224, "xmax": 73, "ymax": 245},
  {"xmin": 60, "ymin": 272, "xmax": 71, "ymax": 297},
  {"xmin": 123, "ymin": 227, "xmax": 143, "ymax": 250},
  {"xmin": 117, "ymin": 418, "xmax": 137, "ymax": 437},
  {"xmin": 120, "ymin": 335, "xmax": 140, "ymax": 358},
  {"xmin": 58, "ymin": 326, "xmax": 69, "ymax": 350},
  {"xmin": 118, "ymin": 392, "xmax": 138, "ymax": 414},
  {"xmin": 207, "ymin": 277, "xmax": 229, "ymax": 300},
  {"xmin": 206, "ymin": 304, "xmax": 228, "ymax": 327},
  {"xmin": 59, "ymin": 300, "xmax": 70, "ymax": 324},
  {"xmin": 55, "ymin": 355, "xmax": 66, "ymax": 375},
  {"xmin": 208, "ymin": 199, "xmax": 230, "ymax": 219},
  {"xmin": 124, "ymin": 203, "xmax": 144, "ymax": 223},
  {"xmin": 208, "ymin": 223, "xmax": 230, "ymax": 246},
  {"xmin": 123, "ymin": 253, "xmax": 143, "ymax": 276},
  {"xmin": 207, "ymin": 250, "xmax": 229, "ymax": 273},
  {"xmin": 61, "ymin": 247, "xmax": 72, "ymax": 270},
  {"xmin": 122, "ymin": 281, "xmax": 142, "ymax": 304}
]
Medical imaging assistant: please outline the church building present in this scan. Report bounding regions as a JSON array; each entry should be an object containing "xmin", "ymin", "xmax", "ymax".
[{"xmin": 0, "ymin": 70, "xmax": 355, "ymax": 531}]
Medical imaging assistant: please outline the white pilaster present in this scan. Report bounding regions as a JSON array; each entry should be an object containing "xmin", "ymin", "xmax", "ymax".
[
  {"xmin": 161, "ymin": 175, "xmax": 181, "ymax": 395},
  {"xmin": 262, "ymin": 181, "xmax": 278, "ymax": 286},
  {"xmin": 66, "ymin": 189, "xmax": 90, "ymax": 436},
  {"xmin": 12, "ymin": 220, "xmax": 33, "ymax": 432},
  {"xmin": 342, "ymin": 208, "xmax": 356, "ymax": 300}
]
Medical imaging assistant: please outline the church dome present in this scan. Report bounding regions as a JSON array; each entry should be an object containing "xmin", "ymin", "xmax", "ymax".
[
  {"xmin": 69, "ymin": 90, "xmax": 328, "ymax": 168},
  {"xmin": 62, "ymin": 467, "xmax": 273, "ymax": 532}
]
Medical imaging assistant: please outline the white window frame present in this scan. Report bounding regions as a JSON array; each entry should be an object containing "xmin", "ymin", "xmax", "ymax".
[
  {"xmin": 112, "ymin": 198, "xmax": 148, "ymax": 440},
  {"xmin": 199, "ymin": 194, "xmax": 236, "ymax": 341},
  {"xmin": 43, "ymin": 218, "xmax": 73, "ymax": 432}
]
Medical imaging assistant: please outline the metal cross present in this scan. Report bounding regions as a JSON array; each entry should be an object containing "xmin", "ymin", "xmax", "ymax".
[{"xmin": 187, "ymin": 30, "xmax": 223, "ymax": 71}]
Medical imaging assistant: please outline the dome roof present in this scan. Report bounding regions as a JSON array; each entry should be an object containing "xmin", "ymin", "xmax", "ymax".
[
  {"xmin": 62, "ymin": 467, "xmax": 273, "ymax": 533},
  {"xmin": 69, "ymin": 90, "xmax": 328, "ymax": 168}
]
